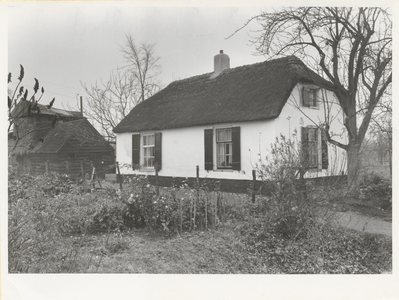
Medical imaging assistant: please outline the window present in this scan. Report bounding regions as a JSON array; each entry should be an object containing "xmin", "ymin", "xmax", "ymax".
[
  {"xmin": 132, "ymin": 132, "xmax": 162, "ymax": 170},
  {"xmin": 301, "ymin": 126, "xmax": 328, "ymax": 170},
  {"xmin": 204, "ymin": 127, "xmax": 241, "ymax": 171},
  {"xmin": 216, "ymin": 129, "xmax": 232, "ymax": 168},
  {"xmin": 143, "ymin": 134, "xmax": 155, "ymax": 168},
  {"xmin": 302, "ymin": 87, "xmax": 319, "ymax": 108}
]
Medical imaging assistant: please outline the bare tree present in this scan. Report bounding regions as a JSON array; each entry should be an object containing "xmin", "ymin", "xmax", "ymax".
[
  {"xmin": 234, "ymin": 7, "xmax": 392, "ymax": 190},
  {"xmin": 81, "ymin": 70, "xmax": 140, "ymax": 140},
  {"xmin": 119, "ymin": 34, "xmax": 161, "ymax": 103},
  {"xmin": 81, "ymin": 35, "xmax": 161, "ymax": 140}
]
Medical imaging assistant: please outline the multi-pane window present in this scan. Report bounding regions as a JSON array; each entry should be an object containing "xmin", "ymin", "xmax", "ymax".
[
  {"xmin": 302, "ymin": 87, "xmax": 318, "ymax": 108},
  {"xmin": 216, "ymin": 128, "xmax": 232, "ymax": 168},
  {"xmin": 143, "ymin": 134, "xmax": 155, "ymax": 168}
]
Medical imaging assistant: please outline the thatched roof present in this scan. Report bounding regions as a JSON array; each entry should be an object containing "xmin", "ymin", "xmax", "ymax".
[
  {"xmin": 113, "ymin": 55, "xmax": 334, "ymax": 133},
  {"xmin": 31, "ymin": 119, "xmax": 112, "ymax": 154},
  {"xmin": 11, "ymin": 99, "xmax": 83, "ymax": 119}
]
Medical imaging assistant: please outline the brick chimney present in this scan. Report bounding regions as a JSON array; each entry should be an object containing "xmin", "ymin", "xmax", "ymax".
[{"xmin": 210, "ymin": 50, "xmax": 230, "ymax": 79}]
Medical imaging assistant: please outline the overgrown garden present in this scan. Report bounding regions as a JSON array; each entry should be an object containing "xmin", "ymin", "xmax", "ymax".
[{"xmin": 8, "ymin": 136, "xmax": 392, "ymax": 273}]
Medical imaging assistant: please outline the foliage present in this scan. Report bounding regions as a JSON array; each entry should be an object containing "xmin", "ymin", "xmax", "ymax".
[
  {"xmin": 359, "ymin": 173, "xmax": 392, "ymax": 210},
  {"xmin": 116, "ymin": 176, "xmax": 230, "ymax": 233},
  {"xmin": 255, "ymin": 133, "xmax": 318, "ymax": 239},
  {"xmin": 8, "ymin": 65, "xmax": 46, "ymax": 152},
  {"xmin": 238, "ymin": 218, "xmax": 392, "ymax": 274},
  {"xmin": 8, "ymin": 171, "xmax": 109, "ymax": 272},
  {"xmin": 8, "ymin": 166, "xmax": 391, "ymax": 274}
]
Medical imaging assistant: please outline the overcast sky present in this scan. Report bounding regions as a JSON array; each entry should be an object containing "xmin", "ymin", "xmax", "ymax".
[{"xmin": 7, "ymin": 2, "xmax": 269, "ymax": 112}]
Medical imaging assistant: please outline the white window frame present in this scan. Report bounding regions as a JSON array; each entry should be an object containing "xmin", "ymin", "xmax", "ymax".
[
  {"xmin": 216, "ymin": 128, "xmax": 233, "ymax": 169},
  {"xmin": 142, "ymin": 133, "xmax": 155, "ymax": 169}
]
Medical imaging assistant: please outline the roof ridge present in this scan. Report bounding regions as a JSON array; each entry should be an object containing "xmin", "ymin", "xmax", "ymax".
[{"xmin": 168, "ymin": 55, "xmax": 300, "ymax": 85}]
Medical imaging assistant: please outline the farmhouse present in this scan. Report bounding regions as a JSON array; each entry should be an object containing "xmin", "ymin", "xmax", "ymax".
[
  {"xmin": 113, "ymin": 52, "xmax": 347, "ymax": 186},
  {"xmin": 9, "ymin": 100, "xmax": 115, "ymax": 178}
]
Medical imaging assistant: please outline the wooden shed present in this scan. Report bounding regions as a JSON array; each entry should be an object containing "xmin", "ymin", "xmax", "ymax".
[{"xmin": 29, "ymin": 118, "xmax": 115, "ymax": 179}]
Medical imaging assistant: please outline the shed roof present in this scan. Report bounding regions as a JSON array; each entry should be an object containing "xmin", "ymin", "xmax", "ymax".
[
  {"xmin": 11, "ymin": 99, "xmax": 83, "ymax": 119},
  {"xmin": 113, "ymin": 55, "xmax": 334, "ymax": 133},
  {"xmin": 31, "ymin": 119, "xmax": 113, "ymax": 154}
]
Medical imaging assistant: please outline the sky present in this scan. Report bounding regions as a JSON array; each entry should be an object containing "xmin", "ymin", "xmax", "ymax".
[{"xmin": 6, "ymin": 2, "xmax": 270, "ymax": 112}]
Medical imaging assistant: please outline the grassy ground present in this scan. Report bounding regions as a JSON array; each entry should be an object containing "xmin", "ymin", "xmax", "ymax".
[
  {"xmin": 65, "ymin": 219, "xmax": 391, "ymax": 274},
  {"xmin": 91, "ymin": 224, "xmax": 266, "ymax": 274}
]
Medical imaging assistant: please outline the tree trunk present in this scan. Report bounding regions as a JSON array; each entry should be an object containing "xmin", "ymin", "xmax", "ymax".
[{"xmin": 347, "ymin": 141, "xmax": 361, "ymax": 192}]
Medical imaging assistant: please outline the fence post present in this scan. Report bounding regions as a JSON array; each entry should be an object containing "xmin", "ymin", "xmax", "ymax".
[
  {"xmin": 80, "ymin": 161, "xmax": 85, "ymax": 179},
  {"xmin": 90, "ymin": 162, "xmax": 96, "ymax": 181},
  {"xmin": 45, "ymin": 160, "xmax": 49, "ymax": 174},
  {"xmin": 155, "ymin": 162, "xmax": 159, "ymax": 196},
  {"xmin": 180, "ymin": 196, "xmax": 183, "ymax": 234},
  {"xmin": 116, "ymin": 161, "xmax": 123, "ymax": 190},
  {"xmin": 252, "ymin": 169, "xmax": 256, "ymax": 203},
  {"xmin": 205, "ymin": 192, "xmax": 208, "ymax": 230},
  {"xmin": 65, "ymin": 161, "xmax": 70, "ymax": 175}
]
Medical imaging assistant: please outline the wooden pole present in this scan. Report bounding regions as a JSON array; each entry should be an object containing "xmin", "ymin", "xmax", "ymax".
[
  {"xmin": 205, "ymin": 193, "xmax": 208, "ymax": 230},
  {"xmin": 116, "ymin": 161, "xmax": 123, "ymax": 190},
  {"xmin": 80, "ymin": 161, "xmax": 85, "ymax": 179},
  {"xmin": 91, "ymin": 162, "xmax": 96, "ymax": 181},
  {"xmin": 45, "ymin": 160, "xmax": 49, "ymax": 174},
  {"xmin": 155, "ymin": 162, "xmax": 159, "ymax": 196},
  {"xmin": 180, "ymin": 196, "xmax": 183, "ymax": 234},
  {"xmin": 194, "ymin": 165, "xmax": 199, "ymax": 231},
  {"xmin": 252, "ymin": 169, "xmax": 256, "ymax": 203},
  {"xmin": 65, "ymin": 161, "xmax": 69, "ymax": 175}
]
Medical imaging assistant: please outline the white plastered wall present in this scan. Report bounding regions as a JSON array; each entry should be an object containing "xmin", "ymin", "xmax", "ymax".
[
  {"xmin": 115, "ymin": 119, "xmax": 276, "ymax": 180},
  {"xmin": 276, "ymin": 83, "xmax": 348, "ymax": 177}
]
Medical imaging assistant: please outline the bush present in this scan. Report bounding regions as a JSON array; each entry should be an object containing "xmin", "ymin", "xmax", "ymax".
[
  {"xmin": 116, "ymin": 176, "xmax": 226, "ymax": 232},
  {"xmin": 359, "ymin": 173, "xmax": 392, "ymax": 210},
  {"xmin": 8, "ymin": 172, "xmax": 110, "ymax": 272},
  {"xmin": 254, "ymin": 133, "xmax": 321, "ymax": 239}
]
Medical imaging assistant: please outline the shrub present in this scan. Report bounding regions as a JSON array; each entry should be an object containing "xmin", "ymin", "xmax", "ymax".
[
  {"xmin": 255, "ymin": 133, "xmax": 320, "ymax": 239},
  {"xmin": 116, "ymin": 175, "xmax": 228, "ymax": 233},
  {"xmin": 359, "ymin": 174, "xmax": 392, "ymax": 210},
  {"xmin": 8, "ymin": 172, "xmax": 109, "ymax": 272}
]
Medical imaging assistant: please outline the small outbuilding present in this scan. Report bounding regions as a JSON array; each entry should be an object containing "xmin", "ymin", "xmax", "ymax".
[{"xmin": 9, "ymin": 100, "xmax": 115, "ymax": 178}]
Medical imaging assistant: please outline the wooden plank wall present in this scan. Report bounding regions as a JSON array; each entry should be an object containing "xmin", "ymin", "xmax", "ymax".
[{"xmin": 29, "ymin": 151, "xmax": 115, "ymax": 178}]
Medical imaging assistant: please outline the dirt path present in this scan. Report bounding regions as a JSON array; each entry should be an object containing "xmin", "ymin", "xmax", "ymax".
[{"xmin": 334, "ymin": 211, "xmax": 392, "ymax": 236}]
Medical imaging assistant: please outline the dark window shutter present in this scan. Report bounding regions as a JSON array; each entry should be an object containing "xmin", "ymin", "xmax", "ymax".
[
  {"xmin": 301, "ymin": 127, "xmax": 309, "ymax": 168},
  {"xmin": 321, "ymin": 129, "xmax": 329, "ymax": 169},
  {"xmin": 132, "ymin": 134, "xmax": 140, "ymax": 169},
  {"xmin": 204, "ymin": 129, "xmax": 213, "ymax": 170},
  {"xmin": 312, "ymin": 89, "xmax": 318, "ymax": 107},
  {"xmin": 154, "ymin": 132, "xmax": 162, "ymax": 170},
  {"xmin": 232, "ymin": 127, "xmax": 241, "ymax": 171},
  {"xmin": 302, "ymin": 87, "xmax": 309, "ymax": 106}
]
